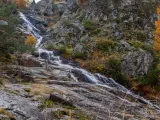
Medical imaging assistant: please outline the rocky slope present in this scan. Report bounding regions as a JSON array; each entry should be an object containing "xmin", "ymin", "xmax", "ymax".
[
  {"xmin": 0, "ymin": 55, "xmax": 160, "ymax": 120},
  {"xmin": 43, "ymin": 0, "xmax": 157, "ymax": 85},
  {"xmin": 0, "ymin": 0, "xmax": 160, "ymax": 120}
]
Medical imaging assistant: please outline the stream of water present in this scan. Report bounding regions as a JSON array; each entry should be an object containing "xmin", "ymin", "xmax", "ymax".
[{"xmin": 19, "ymin": 11, "xmax": 160, "ymax": 112}]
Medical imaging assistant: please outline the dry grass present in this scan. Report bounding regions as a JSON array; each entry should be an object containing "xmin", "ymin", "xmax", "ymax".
[
  {"xmin": 69, "ymin": 110, "xmax": 72, "ymax": 120},
  {"xmin": 0, "ymin": 108, "xmax": 15, "ymax": 120},
  {"xmin": 129, "ymin": 78, "xmax": 160, "ymax": 101},
  {"xmin": 53, "ymin": 0, "xmax": 65, "ymax": 3},
  {"xmin": 29, "ymin": 84, "xmax": 53, "ymax": 95},
  {"xmin": 48, "ymin": 22, "xmax": 56, "ymax": 28},
  {"xmin": 53, "ymin": 88, "xmax": 64, "ymax": 95},
  {"xmin": 77, "ymin": 50, "xmax": 106, "ymax": 73}
]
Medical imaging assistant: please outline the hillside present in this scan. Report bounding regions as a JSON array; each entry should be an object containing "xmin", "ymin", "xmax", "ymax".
[
  {"xmin": 42, "ymin": 0, "xmax": 160, "ymax": 98},
  {"xmin": 0, "ymin": 0, "xmax": 160, "ymax": 120}
]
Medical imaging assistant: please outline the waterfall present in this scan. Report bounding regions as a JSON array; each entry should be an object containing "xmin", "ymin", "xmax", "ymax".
[{"xmin": 19, "ymin": 12, "xmax": 160, "ymax": 112}]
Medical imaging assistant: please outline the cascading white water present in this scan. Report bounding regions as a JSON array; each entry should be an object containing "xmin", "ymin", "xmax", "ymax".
[{"xmin": 19, "ymin": 12, "xmax": 160, "ymax": 112}]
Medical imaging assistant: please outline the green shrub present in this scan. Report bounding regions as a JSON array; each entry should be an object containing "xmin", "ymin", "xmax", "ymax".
[
  {"xmin": 87, "ymin": 60, "xmax": 104, "ymax": 73},
  {"xmin": 73, "ymin": 51, "xmax": 87, "ymax": 59},
  {"xmin": 45, "ymin": 44, "xmax": 56, "ymax": 50},
  {"xmin": 45, "ymin": 43, "xmax": 73, "ymax": 58},
  {"xmin": 141, "ymin": 44, "xmax": 153, "ymax": 53},
  {"xmin": 124, "ymin": 30, "xmax": 147, "ymax": 41},
  {"xmin": 77, "ymin": 11, "xmax": 86, "ymax": 22},
  {"xmin": 90, "ymin": 28, "xmax": 101, "ymax": 36},
  {"xmin": 104, "ymin": 55, "xmax": 128, "ymax": 86},
  {"xmin": 65, "ymin": 33, "xmax": 73, "ymax": 42},
  {"xmin": 124, "ymin": 31, "xmax": 132, "ymax": 40},
  {"xmin": 63, "ymin": 19, "xmax": 73, "ymax": 27},
  {"xmin": 58, "ymin": 46, "xmax": 67, "ymax": 54},
  {"xmin": 136, "ymin": 65, "xmax": 159, "ymax": 86},
  {"xmin": 128, "ymin": 40, "xmax": 154, "ymax": 53},
  {"xmin": 113, "ymin": 17, "xmax": 121, "ymax": 23},
  {"xmin": 51, "ymin": 110, "xmax": 68, "ymax": 119},
  {"xmin": 133, "ymin": 30, "xmax": 147, "ymax": 41},
  {"xmin": 94, "ymin": 37, "xmax": 116, "ymax": 52},
  {"xmin": 40, "ymin": 99, "xmax": 54, "ymax": 108},
  {"xmin": 128, "ymin": 40, "xmax": 143, "ymax": 48},
  {"xmin": 0, "ymin": 3, "xmax": 17, "ymax": 17},
  {"xmin": 83, "ymin": 20, "xmax": 95, "ymax": 30},
  {"xmin": 72, "ymin": 110, "xmax": 92, "ymax": 120}
]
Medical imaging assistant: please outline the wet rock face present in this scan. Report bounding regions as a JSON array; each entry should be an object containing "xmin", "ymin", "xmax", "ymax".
[
  {"xmin": 71, "ymin": 69, "xmax": 96, "ymax": 83},
  {"xmin": 26, "ymin": 15, "xmax": 48, "ymax": 33},
  {"xmin": 40, "ymin": 52, "xmax": 49, "ymax": 60},
  {"xmin": 121, "ymin": 50, "xmax": 153, "ymax": 76}
]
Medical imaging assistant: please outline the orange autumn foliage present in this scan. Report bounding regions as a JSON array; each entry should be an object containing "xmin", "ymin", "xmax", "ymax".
[
  {"xmin": 154, "ymin": 7, "xmax": 160, "ymax": 56},
  {"xmin": 157, "ymin": 6, "xmax": 160, "ymax": 15},
  {"xmin": 78, "ymin": 0, "xmax": 87, "ymax": 6},
  {"xmin": 25, "ymin": 35, "xmax": 36, "ymax": 46},
  {"xmin": 15, "ymin": 0, "xmax": 26, "ymax": 8}
]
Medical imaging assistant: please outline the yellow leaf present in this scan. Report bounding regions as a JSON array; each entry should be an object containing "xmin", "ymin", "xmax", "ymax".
[{"xmin": 25, "ymin": 35, "xmax": 36, "ymax": 46}]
